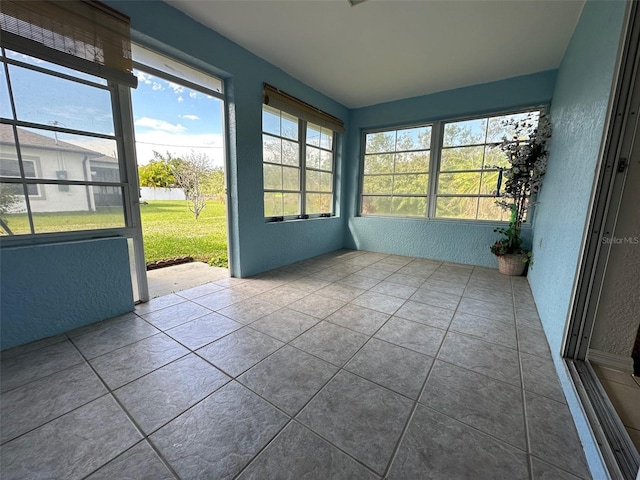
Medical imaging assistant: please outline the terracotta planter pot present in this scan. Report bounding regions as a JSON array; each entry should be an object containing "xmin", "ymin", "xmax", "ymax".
[{"xmin": 497, "ymin": 254, "xmax": 527, "ymax": 276}]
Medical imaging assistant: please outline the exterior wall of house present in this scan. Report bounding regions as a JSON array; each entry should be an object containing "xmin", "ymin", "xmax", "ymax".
[
  {"xmin": 21, "ymin": 145, "xmax": 93, "ymax": 213},
  {"xmin": 0, "ymin": 237, "xmax": 134, "ymax": 350},
  {"xmin": 109, "ymin": 0, "xmax": 349, "ymax": 277},
  {"xmin": 527, "ymin": 0, "xmax": 628, "ymax": 477},
  {"xmin": 343, "ymin": 71, "xmax": 556, "ymax": 266}
]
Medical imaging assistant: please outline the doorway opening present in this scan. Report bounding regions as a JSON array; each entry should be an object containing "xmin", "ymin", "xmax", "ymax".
[{"xmin": 130, "ymin": 44, "xmax": 230, "ymax": 299}]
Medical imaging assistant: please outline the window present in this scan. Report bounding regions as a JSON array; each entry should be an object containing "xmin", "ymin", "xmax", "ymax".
[
  {"xmin": 0, "ymin": 0, "xmax": 138, "ymax": 239},
  {"xmin": 362, "ymin": 125, "xmax": 431, "ymax": 217},
  {"xmin": 360, "ymin": 109, "xmax": 541, "ymax": 222},
  {"xmin": 262, "ymin": 84, "xmax": 343, "ymax": 220}
]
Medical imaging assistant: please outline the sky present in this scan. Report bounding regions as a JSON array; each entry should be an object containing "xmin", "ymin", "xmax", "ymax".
[
  {"xmin": 131, "ymin": 69, "xmax": 225, "ymax": 167},
  {"xmin": 2, "ymin": 50, "xmax": 225, "ymax": 168}
]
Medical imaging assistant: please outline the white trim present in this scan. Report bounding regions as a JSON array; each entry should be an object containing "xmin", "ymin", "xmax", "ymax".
[{"xmin": 588, "ymin": 349, "xmax": 635, "ymax": 374}]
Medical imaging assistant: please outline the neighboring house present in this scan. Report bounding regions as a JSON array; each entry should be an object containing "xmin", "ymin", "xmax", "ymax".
[{"xmin": 0, "ymin": 124, "xmax": 120, "ymax": 213}]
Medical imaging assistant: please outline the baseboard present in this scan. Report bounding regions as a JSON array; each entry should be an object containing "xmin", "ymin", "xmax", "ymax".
[{"xmin": 588, "ymin": 349, "xmax": 634, "ymax": 374}]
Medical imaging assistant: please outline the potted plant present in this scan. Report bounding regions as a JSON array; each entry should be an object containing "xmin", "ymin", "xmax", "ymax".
[{"xmin": 491, "ymin": 112, "xmax": 552, "ymax": 275}]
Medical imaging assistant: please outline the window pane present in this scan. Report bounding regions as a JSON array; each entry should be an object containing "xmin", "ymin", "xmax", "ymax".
[
  {"xmin": 306, "ymin": 146, "xmax": 320, "ymax": 169},
  {"xmin": 17, "ymin": 127, "xmax": 120, "ymax": 182},
  {"xmin": 30, "ymin": 185, "xmax": 125, "ymax": 233},
  {"xmin": 263, "ymin": 164, "xmax": 282, "ymax": 190},
  {"xmin": 6, "ymin": 50, "xmax": 107, "ymax": 85},
  {"xmin": 263, "ymin": 135, "xmax": 281, "ymax": 164},
  {"xmin": 264, "ymin": 192, "xmax": 283, "ymax": 217},
  {"xmin": 484, "ymin": 145, "xmax": 509, "ymax": 169},
  {"xmin": 9, "ymin": 65, "xmax": 114, "ymax": 135},
  {"xmin": 476, "ymin": 198, "xmax": 509, "ymax": 221},
  {"xmin": 262, "ymin": 106, "xmax": 281, "ymax": 136},
  {"xmin": 320, "ymin": 127, "xmax": 333, "ymax": 150},
  {"xmin": 396, "ymin": 126, "xmax": 431, "ymax": 151},
  {"xmin": 307, "ymin": 124, "xmax": 321, "ymax": 147},
  {"xmin": 487, "ymin": 111, "xmax": 540, "ymax": 143},
  {"xmin": 0, "ymin": 183, "xmax": 30, "ymax": 235},
  {"xmin": 0, "ymin": 68, "xmax": 12, "ymax": 119},
  {"xmin": 306, "ymin": 193, "xmax": 332, "ymax": 214},
  {"xmin": 364, "ymin": 154, "xmax": 393, "ymax": 174},
  {"xmin": 365, "ymin": 131, "xmax": 395, "ymax": 154},
  {"xmin": 282, "ymin": 166, "xmax": 300, "ymax": 191},
  {"xmin": 437, "ymin": 172, "xmax": 482, "ymax": 195},
  {"xmin": 283, "ymin": 193, "xmax": 300, "ymax": 215},
  {"xmin": 395, "ymin": 151, "xmax": 429, "ymax": 173},
  {"xmin": 306, "ymin": 170, "xmax": 320, "ymax": 191},
  {"xmin": 281, "ymin": 112, "xmax": 298, "ymax": 141},
  {"xmin": 443, "ymin": 118, "xmax": 487, "ymax": 147},
  {"xmin": 0, "ymin": 124, "xmax": 17, "ymax": 158},
  {"xmin": 319, "ymin": 150, "xmax": 332, "ymax": 171},
  {"xmin": 440, "ymin": 146, "xmax": 484, "ymax": 171},
  {"xmin": 392, "ymin": 196, "xmax": 427, "ymax": 217},
  {"xmin": 435, "ymin": 196, "xmax": 479, "ymax": 220},
  {"xmin": 480, "ymin": 170, "xmax": 500, "ymax": 195},
  {"xmin": 393, "ymin": 174, "xmax": 428, "ymax": 195},
  {"xmin": 319, "ymin": 172, "xmax": 333, "ymax": 192},
  {"xmin": 363, "ymin": 175, "xmax": 393, "ymax": 194},
  {"xmin": 282, "ymin": 139, "xmax": 299, "ymax": 166},
  {"xmin": 361, "ymin": 195, "xmax": 392, "ymax": 215}
]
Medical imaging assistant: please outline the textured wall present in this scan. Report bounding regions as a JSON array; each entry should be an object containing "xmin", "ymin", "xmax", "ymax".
[
  {"xmin": 527, "ymin": 0, "xmax": 627, "ymax": 477},
  {"xmin": 1, "ymin": 238, "xmax": 134, "ymax": 350},
  {"xmin": 344, "ymin": 71, "xmax": 555, "ymax": 266},
  {"xmin": 590, "ymin": 152, "xmax": 640, "ymax": 357},
  {"xmin": 109, "ymin": 1, "xmax": 349, "ymax": 277}
]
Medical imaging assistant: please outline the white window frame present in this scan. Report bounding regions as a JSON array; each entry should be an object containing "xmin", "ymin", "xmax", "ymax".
[
  {"xmin": 0, "ymin": 47, "xmax": 137, "ymax": 244},
  {"xmin": 262, "ymin": 104, "xmax": 336, "ymax": 221},
  {"xmin": 359, "ymin": 107, "xmax": 543, "ymax": 222}
]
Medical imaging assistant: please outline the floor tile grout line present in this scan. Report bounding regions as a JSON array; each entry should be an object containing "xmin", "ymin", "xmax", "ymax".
[
  {"xmin": 381, "ymin": 266, "xmax": 472, "ymax": 478},
  {"xmin": 66, "ymin": 336, "xmax": 183, "ymax": 480},
  {"xmin": 511, "ymin": 276, "xmax": 536, "ymax": 480}
]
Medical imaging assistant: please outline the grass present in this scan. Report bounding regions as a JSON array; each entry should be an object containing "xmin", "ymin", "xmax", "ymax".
[
  {"xmin": 140, "ymin": 200, "xmax": 228, "ymax": 267},
  {"xmin": 1, "ymin": 200, "xmax": 229, "ymax": 267}
]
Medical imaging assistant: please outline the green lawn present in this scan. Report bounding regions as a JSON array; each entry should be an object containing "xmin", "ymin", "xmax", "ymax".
[
  {"xmin": 1, "ymin": 200, "xmax": 229, "ymax": 267},
  {"xmin": 140, "ymin": 200, "xmax": 228, "ymax": 267}
]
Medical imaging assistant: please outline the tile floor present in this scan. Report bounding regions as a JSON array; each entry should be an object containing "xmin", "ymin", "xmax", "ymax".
[
  {"xmin": 593, "ymin": 364, "xmax": 640, "ymax": 453},
  {"xmin": 0, "ymin": 249, "xmax": 591, "ymax": 479}
]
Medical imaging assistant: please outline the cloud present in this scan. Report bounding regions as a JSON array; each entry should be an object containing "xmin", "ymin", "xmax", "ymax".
[
  {"xmin": 136, "ymin": 71, "xmax": 153, "ymax": 85},
  {"xmin": 152, "ymin": 82, "xmax": 164, "ymax": 91},
  {"xmin": 168, "ymin": 82, "xmax": 185, "ymax": 94},
  {"xmin": 177, "ymin": 96, "xmax": 184, "ymax": 103},
  {"xmin": 189, "ymin": 91, "xmax": 198, "ymax": 99},
  {"xmin": 135, "ymin": 117, "xmax": 187, "ymax": 133},
  {"xmin": 181, "ymin": 114, "xmax": 199, "ymax": 121}
]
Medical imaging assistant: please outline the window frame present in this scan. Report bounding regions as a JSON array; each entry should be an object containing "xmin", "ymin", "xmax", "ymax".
[
  {"xmin": 262, "ymin": 104, "xmax": 337, "ymax": 221},
  {"xmin": 0, "ymin": 47, "xmax": 136, "ymax": 244},
  {"xmin": 359, "ymin": 106, "xmax": 545, "ymax": 223}
]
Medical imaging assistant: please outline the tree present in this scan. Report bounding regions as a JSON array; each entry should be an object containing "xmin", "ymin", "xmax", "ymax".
[
  {"xmin": 0, "ymin": 185, "xmax": 21, "ymax": 235},
  {"xmin": 138, "ymin": 151, "xmax": 182, "ymax": 188},
  {"xmin": 202, "ymin": 166, "xmax": 225, "ymax": 200},
  {"xmin": 172, "ymin": 151, "xmax": 214, "ymax": 220}
]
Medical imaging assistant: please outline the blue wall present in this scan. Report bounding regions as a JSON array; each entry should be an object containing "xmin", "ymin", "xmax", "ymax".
[
  {"xmin": 109, "ymin": 1, "xmax": 349, "ymax": 277},
  {"xmin": 528, "ymin": 1, "xmax": 627, "ymax": 477},
  {"xmin": 1, "ymin": 238, "xmax": 134, "ymax": 350},
  {"xmin": 344, "ymin": 71, "xmax": 556, "ymax": 266}
]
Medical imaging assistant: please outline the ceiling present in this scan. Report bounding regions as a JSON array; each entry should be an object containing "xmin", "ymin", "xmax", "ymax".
[{"xmin": 165, "ymin": 0, "xmax": 585, "ymax": 109}]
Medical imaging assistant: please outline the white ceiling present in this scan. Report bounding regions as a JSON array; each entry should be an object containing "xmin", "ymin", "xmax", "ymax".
[{"xmin": 165, "ymin": 0, "xmax": 585, "ymax": 108}]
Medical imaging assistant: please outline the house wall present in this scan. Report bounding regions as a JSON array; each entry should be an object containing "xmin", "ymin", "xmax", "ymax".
[
  {"xmin": 108, "ymin": 0, "xmax": 350, "ymax": 278},
  {"xmin": 343, "ymin": 71, "xmax": 556, "ymax": 266},
  {"xmin": 0, "ymin": 237, "xmax": 134, "ymax": 350},
  {"xmin": 17, "ymin": 147, "xmax": 92, "ymax": 213},
  {"xmin": 527, "ymin": 0, "xmax": 628, "ymax": 477}
]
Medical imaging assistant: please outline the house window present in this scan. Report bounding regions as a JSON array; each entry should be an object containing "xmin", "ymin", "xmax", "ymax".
[
  {"xmin": 262, "ymin": 84, "xmax": 343, "ymax": 220},
  {"xmin": 360, "ymin": 109, "xmax": 541, "ymax": 222},
  {"xmin": 0, "ymin": 157, "xmax": 39, "ymax": 196}
]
